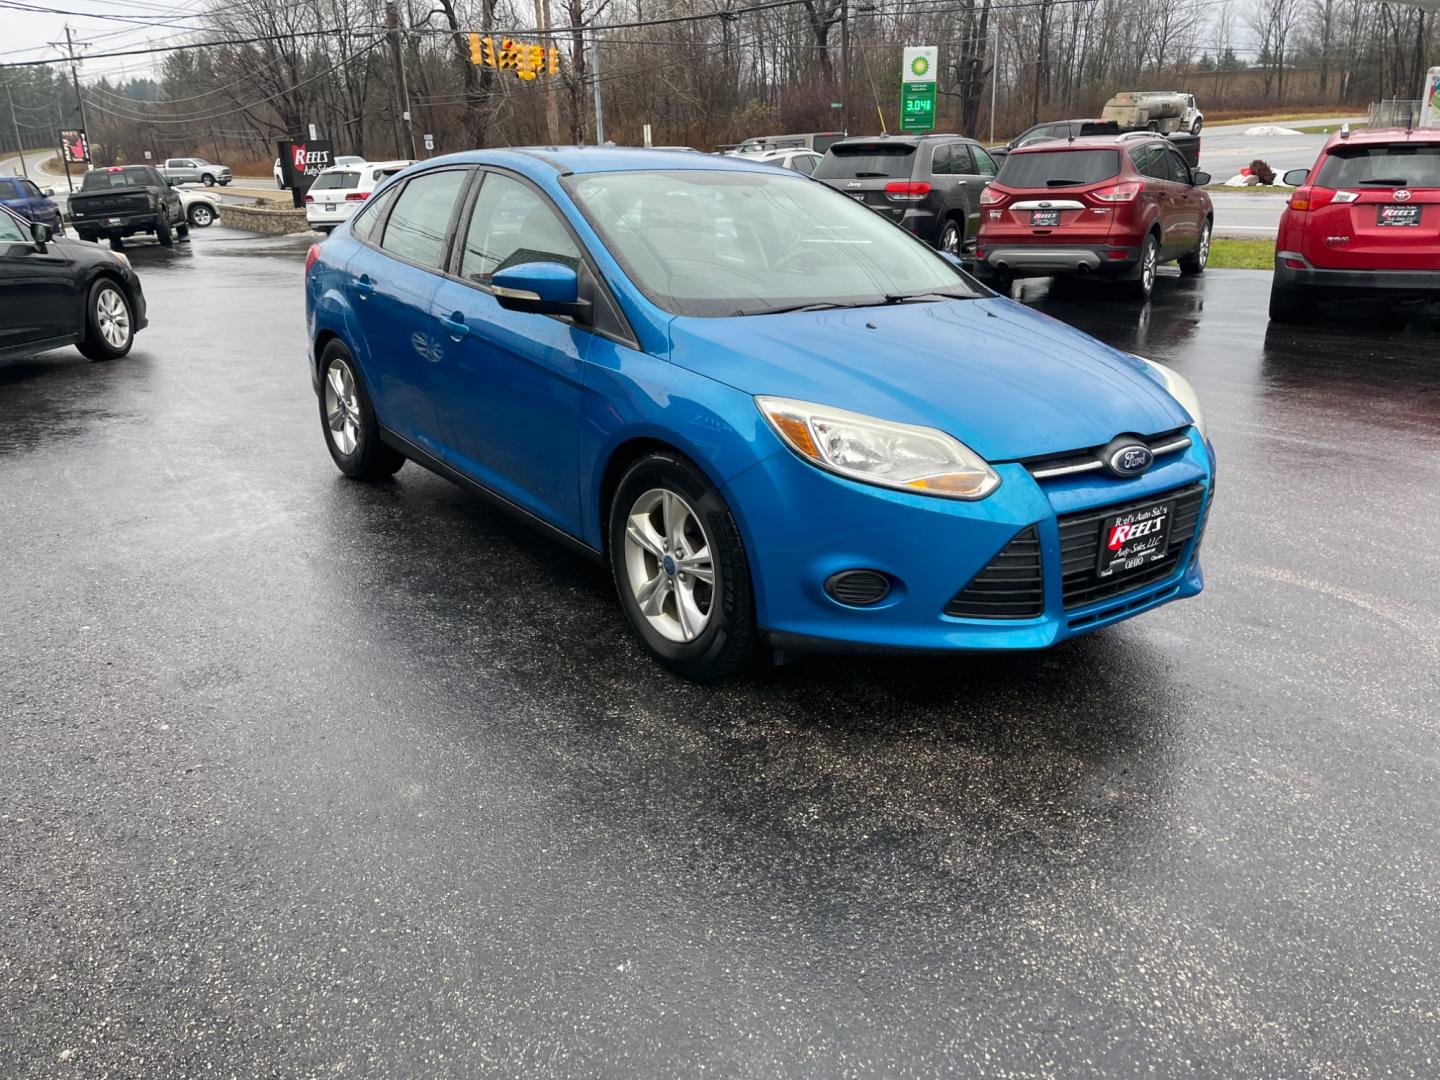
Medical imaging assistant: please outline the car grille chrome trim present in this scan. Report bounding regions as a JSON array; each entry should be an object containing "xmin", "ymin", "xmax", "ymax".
[{"xmin": 1022, "ymin": 429, "xmax": 1193, "ymax": 480}]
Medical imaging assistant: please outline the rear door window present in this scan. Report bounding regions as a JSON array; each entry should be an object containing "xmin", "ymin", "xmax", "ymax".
[
  {"xmin": 379, "ymin": 168, "xmax": 468, "ymax": 270},
  {"xmin": 996, "ymin": 149, "xmax": 1120, "ymax": 188},
  {"xmin": 814, "ymin": 144, "xmax": 917, "ymax": 180},
  {"xmin": 1314, "ymin": 145, "xmax": 1440, "ymax": 189},
  {"xmin": 1129, "ymin": 145, "xmax": 1171, "ymax": 182},
  {"xmin": 789, "ymin": 153, "xmax": 818, "ymax": 176}
]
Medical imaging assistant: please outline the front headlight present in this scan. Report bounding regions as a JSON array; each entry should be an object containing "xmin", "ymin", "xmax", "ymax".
[
  {"xmin": 756, "ymin": 396, "xmax": 1000, "ymax": 500},
  {"xmin": 1136, "ymin": 356, "xmax": 1206, "ymax": 439},
  {"xmin": 107, "ymin": 250, "xmax": 130, "ymax": 269}
]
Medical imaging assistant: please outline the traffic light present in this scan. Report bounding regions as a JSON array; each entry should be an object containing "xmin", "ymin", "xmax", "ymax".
[
  {"xmin": 468, "ymin": 33, "xmax": 481, "ymax": 64},
  {"xmin": 497, "ymin": 38, "xmax": 519, "ymax": 71},
  {"xmin": 548, "ymin": 47, "xmax": 560, "ymax": 76},
  {"xmin": 468, "ymin": 34, "xmax": 498, "ymax": 68}
]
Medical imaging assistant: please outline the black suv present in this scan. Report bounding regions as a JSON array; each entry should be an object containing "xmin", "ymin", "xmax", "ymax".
[{"xmin": 814, "ymin": 134, "xmax": 998, "ymax": 255}]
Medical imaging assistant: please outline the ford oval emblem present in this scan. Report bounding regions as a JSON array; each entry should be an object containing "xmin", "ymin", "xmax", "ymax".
[
  {"xmin": 1394, "ymin": 189, "xmax": 1412, "ymax": 201},
  {"xmin": 1106, "ymin": 442, "xmax": 1154, "ymax": 478}
]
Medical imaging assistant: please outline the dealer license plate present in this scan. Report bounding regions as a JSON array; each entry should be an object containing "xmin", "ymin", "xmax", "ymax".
[
  {"xmin": 325, "ymin": 203, "xmax": 335, "ymax": 212},
  {"xmin": 107, "ymin": 217, "xmax": 123, "ymax": 225},
  {"xmin": 1378, "ymin": 205, "xmax": 1421, "ymax": 227},
  {"xmin": 1030, "ymin": 209, "xmax": 1061, "ymax": 227},
  {"xmin": 1096, "ymin": 499, "xmax": 1173, "ymax": 578}
]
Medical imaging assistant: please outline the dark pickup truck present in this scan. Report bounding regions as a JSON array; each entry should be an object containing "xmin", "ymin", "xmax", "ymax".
[
  {"xmin": 990, "ymin": 121, "xmax": 1201, "ymax": 170},
  {"xmin": 68, "ymin": 165, "xmax": 186, "ymax": 247}
]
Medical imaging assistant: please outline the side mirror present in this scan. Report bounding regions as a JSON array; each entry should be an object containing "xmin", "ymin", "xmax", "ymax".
[
  {"xmin": 1192, "ymin": 171, "xmax": 1211, "ymax": 186},
  {"xmin": 491, "ymin": 261, "xmax": 588, "ymax": 319},
  {"xmin": 1282, "ymin": 169, "xmax": 1309, "ymax": 187},
  {"xmin": 31, "ymin": 221, "xmax": 53, "ymax": 246},
  {"xmin": 42, "ymin": 187, "xmax": 54, "ymax": 197}
]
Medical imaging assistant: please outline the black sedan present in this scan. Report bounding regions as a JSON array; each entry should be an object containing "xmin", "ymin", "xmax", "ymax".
[{"xmin": 0, "ymin": 205, "xmax": 147, "ymax": 364}]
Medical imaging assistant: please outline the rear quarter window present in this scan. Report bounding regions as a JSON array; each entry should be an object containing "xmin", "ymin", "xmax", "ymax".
[
  {"xmin": 996, "ymin": 149, "xmax": 1120, "ymax": 188},
  {"xmin": 1314, "ymin": 145, "xmax": 1440, "ymax": 189},
  {"xmin": 814, "ymin": 145, "xmax": 917, "ymax": 180}
]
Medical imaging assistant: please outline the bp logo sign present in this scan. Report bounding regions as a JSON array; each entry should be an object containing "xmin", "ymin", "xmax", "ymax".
[{"xmin": 900, "ymin": 46, "xmax": 937, "ymax": 133}]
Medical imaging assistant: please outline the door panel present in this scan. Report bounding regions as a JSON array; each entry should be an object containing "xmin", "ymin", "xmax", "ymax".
[
  {"xmin": 427, "ymin": 170, "xmax": 590, "ymax": 533},
  {"xmin": 0, "ymin": 214, "xmax": 78, "ymax": 351}
]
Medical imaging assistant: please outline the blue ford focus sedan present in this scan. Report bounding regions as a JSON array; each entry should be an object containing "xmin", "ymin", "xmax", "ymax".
[{"xmin": 305, "ymin": 147, "xmax": 1214, "ymax": 679}]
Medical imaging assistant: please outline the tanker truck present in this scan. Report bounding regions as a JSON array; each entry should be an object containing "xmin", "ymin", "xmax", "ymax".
[{"xmin": 1102, "ymin": 92, "xmax": 1204, "ymax": 135}]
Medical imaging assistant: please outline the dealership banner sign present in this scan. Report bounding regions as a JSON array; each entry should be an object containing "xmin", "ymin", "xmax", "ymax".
[
  {"xmin": 60, "ymin": 129, "xmax": 90, "ymax": 164},
  {"xmin": 277, "ymin": 139, "xmax": 335, "ymax": 190},
  {"xmin": 901, "ymin": 47, "xmax": 938, "ymax": 133},
  {"xmin": 1423, "ymin": 67, "xmax": 1440, "ymax": 128}
]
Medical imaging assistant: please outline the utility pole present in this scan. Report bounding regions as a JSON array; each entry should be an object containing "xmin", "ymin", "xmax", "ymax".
[
  {"xmin": 64, "ymin": 26, "xmax": 91, "ymax": 170},
  {"xmin": 989, "ymin": 27, "xmax": 998, "ymax": 145},
  {"xmin": 6, "ymin": 87, "xmax": 28, "ymax": 177},
  {"xmin": 535, "ymin": 0, "xmax": 561, "ymax": 144},
  {"xmin": 590, "ymin": 28, "xmax": 605, "ymax": 144},
  {"xmin": 839, "ymin": 0, "xmax": 850, "ymax": 135},
  {"xmin": 386, "ymin": 2, "xmax": 417, "ymax": 159}
]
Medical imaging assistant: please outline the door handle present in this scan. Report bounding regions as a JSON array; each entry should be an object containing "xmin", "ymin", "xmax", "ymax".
[
  {"xmin": 354, "ymin": 276, "xmax": 374, "ymax": 299},
  {"xmin": 437, "ymin": 312, "xmax": 469, "ymax": 340}
]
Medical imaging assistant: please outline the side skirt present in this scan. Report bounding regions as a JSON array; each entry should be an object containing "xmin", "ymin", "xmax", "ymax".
[{"xmin": 379, "ymin": 428, "xmax": 605, "ymax": 566}]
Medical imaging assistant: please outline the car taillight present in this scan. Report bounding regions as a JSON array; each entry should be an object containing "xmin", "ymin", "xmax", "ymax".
[
  {"xmin": 1091, "ymin": 181, "xmax": 1143, "ymax": 203},
  {"xmin": 1289, "ymin": 186, "xmax": 1337, "ymax": 212},
  {"xmin": 345, "ymin": 192, "xmax": 368, "ymax": 201},
  {"xmin": 305, "ymin": 244, "xmax": 321, "ymax": 272},
  {"xmin": 304, "ymin": 194, "xmax": 314, "ymax": 204},
  {"xmin": 884, "ymin": 181, "xmax": 931, "ymax": 202},
  {"xmin": 979, "ymin": 187, "xmax": 1006, "ymax": 206}
]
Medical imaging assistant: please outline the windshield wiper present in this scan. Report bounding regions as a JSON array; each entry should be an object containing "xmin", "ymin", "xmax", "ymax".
[
  {"xmin": 882, "ymin": 290, "xmax": 974, "ymax": 304},
  {"xmin": 755, "ymin": 301, "xmax": 869, "ymax": 315},
  {"xmin": 1358, "ymin": 177, "xmax": 1409, "ymax": 185}
]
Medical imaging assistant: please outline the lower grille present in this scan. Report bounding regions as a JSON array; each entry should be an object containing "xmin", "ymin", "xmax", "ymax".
[
  {"xmin": 1059, "ymin": 484, "xmax": 1207, "ymax": 610},
  {"xmin": 945, "ymin": 527, "xmax": 1044, "ymax": 619}
]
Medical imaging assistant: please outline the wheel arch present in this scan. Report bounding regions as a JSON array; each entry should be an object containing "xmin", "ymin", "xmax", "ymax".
[{"xmin": 598, "ymin": 436, "xmax": 719, "ymax": 555}]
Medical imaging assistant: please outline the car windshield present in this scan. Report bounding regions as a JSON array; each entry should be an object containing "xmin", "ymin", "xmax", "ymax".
[
  {"xmin": 996, "ymin": 148, "xmax": 1120, "ymax": 188},
  {"xmin": 565, "ymin": 168, "xmax": 981, "ymax": 318},
  {"xmin": 813, "ymin": 144, "xmax": 916, "ymax": 179},
  {"xmin": 1314, "ymin": 144, "xmax": 1440, "ymax": 189},
  {"xmin": 311, "ymin": 170, "xmax": 360, "ymax": 190},
  {"xmin": 80, "ymin": 167, "xmax": 151, "ymax": 190}
]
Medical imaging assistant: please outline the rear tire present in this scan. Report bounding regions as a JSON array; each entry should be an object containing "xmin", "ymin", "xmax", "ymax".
[
  {"xmin": 608, "ymin": 451, "xmax": 757, "ymax": 681},
  {"xmin": 1268, "ymin": 282, "xmax": 1305, "ymax": 324},
  {"xmin": 317, "ymin": 340, "xmax": 406, "ymax": 480},
  {"xmin": 1124, "ymin": 233, "xmax": 1159, "ymax": 300},
  {"xmin": 176, "ymin": 222, "xmax": 190, "ymax": 239},
  {"xmin": 201, "ymin": 174, "xmax": 216, "ymax": 186},
  {"xmin": 938, "ymin": 218, "xmax": 963, "ymax": 256},
  {"xmin": 1179, "ymin": 219, "xmax": 1211, "ymax": 275},
  {"xmin": 77, "ymin": 279, "xmax": 135, "ymax": 361}
]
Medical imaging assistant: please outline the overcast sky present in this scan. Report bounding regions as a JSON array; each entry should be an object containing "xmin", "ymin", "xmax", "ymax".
[{"xmin": 0, "ymin": 1, "xmax": 209, "ymax": 83}]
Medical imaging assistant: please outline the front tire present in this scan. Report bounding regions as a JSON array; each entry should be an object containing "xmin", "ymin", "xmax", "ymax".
[
  {"xmin": 938, "ymin": 218, "xmax": 963, "ymax": 256},
  {"xmin": 156, "ymin": 219, "xmax": 174, "ymax": 247},
  {"xmin": 608, "ymin": 452, "xmax": 757, "ymax": 681},
  {"xmin": 1179, "ymin": 219, "xmax": 1211, "ymax": 275},
  {"xmin": 317, "ymin": 341, "xmax": 405, "ymax": 480},
  {"xmin": 201, "ymin": 174, "xmax": 215, "ymax": 187},
  {"xmin": 77, "ymin": 279, "xmax": 135, "ymax": 361},
  {"xmin": 1191, "ymin": 118, "xmax": 1203, "ymax": 136},
  {"xmin": 188, "ymin": 203, "xmax": 214, "ymax": 227}
]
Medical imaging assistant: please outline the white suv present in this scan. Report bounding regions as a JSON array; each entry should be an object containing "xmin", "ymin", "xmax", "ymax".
[{"xmin": 304, "ymin": 160, "xmax": 414, "ymax": 233}]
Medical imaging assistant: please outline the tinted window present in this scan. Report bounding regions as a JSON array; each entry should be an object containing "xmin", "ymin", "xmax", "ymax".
[
  {"xmin": 459, "ymin": 172, "xmax": 580, "ymax": 285},
  {"xmin": 814, "ymin": 144, "xmax": 916, "ymax": 180},
  {"xmin": 311, "ymin": 170, "xmax": 360, "ymax": 191},
  {"xmin": 0, "ymin": 211, "xmax": 26, "ymax": 241},
  {"xmin": 380, "ymin": 169, "xmax": 467, "ymax": 269},
  {"xmin": 929, "ymin": 144, "xmax": 954, "ymax": 175},
  {"xmin": 1129, "ymin": 145, "xmax": 1170, "ymax": 181},
  {"xmin": 350, "ymin": 185, "xmax": 398, "ymax": 243},
  {"xmin": 972, "ymin": 146, "xmax": 998, "ymax": 177},
  {"xmin": 20, "ymin": 180, "xmax": 42, "ymax": 197},
  {"xmin": 567, "ymin": 169, "xmax": 980, "ymax": 318},
  {"xmin": 80, "ymin": 167, "xmax": 152, "ymax": 190},
  {"xmin": 996, "ymin": 149, "xmax": 1120, "ymax": 188},
  {"xmin": 1314, "ymin": 145, "xmax": 1440, "ymax": 189},
  {"xmin": 0, "ymin": 179, "xmax": 20, "ymax": 200},
  {"xmin": 951, "ymin": 144, "xmax": 976, "ymax": 174},
  {"xmin": 790, "ymin": 154, "xmax": 818, "ymax": 176},
  {"xmin": 1164, "ymin": 149, "xmax": 1192, "ymax": 184}
]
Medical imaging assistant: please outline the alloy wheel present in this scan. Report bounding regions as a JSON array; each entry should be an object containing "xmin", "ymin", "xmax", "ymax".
[
  {"xmin": 324, "ymin": 359, "xmax": 362, "ymax": 456},
  {"xmin": 622, "ymin": 488, "xmax": 715, "ymax": 643},
  {"xmin": 941, "ymin": 223, "xmax": 961, "ymax": 254},
  {"xmin": 192, "ymin": 205, "xmax": 213, "ymax": 226},
  {"xmin": 1197, "ymin": 224, "xmax": 1211, "ymax": 269},
  {"xmin": 95, "ymin": 286, "xmax": 131, "ymax": 350},
  {"xmin": 1142, "ymin": 242, "xmax": 1157, "ymax": 293}
]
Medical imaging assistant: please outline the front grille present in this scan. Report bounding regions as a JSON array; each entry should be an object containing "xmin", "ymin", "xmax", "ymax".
[
  {"xmin": 1023, "ymin": 427, "xmax": 1192, "ymax": 480},
  {"xmin": 945, "ymin": 527, "xmax": 1044, "ymax": 619},
  {"xmin": 1059, "ymin": 484, "xmax": 1207, "ymax": 610}
]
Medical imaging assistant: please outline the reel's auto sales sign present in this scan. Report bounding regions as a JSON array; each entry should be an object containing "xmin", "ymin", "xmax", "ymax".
[{"xmin": 277, "ymin": 140, "xmax": 335, "ymax": 190}]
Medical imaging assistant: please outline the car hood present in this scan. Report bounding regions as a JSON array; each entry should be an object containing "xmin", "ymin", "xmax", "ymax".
[{"xmin": 668, "ymin": 296, "xmax": 1191, "ymax": 461}]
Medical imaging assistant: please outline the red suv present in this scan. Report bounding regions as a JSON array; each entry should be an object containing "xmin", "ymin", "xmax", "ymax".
[
  {"xmin": 974, "ymin": 134, "xmax": 1213, "ymax": 300},
  {"xmin": 1270, "ymin": 127, "xmax": 1440, "ymax": 322}
]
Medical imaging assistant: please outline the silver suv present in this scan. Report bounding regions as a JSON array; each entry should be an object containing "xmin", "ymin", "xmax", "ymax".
[{"xmin": 160, "ymin": 158, "xmax": 233, "ymax": 187}]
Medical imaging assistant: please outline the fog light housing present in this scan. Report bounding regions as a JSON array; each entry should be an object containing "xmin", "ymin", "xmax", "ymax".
[{"xmin": 824, "ymin": 570, "xmax": 892, "ymax": 607}]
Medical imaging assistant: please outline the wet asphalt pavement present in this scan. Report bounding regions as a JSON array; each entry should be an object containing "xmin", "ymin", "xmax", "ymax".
[{"xmin": 3, "ymin": 230, "xmax": 1439, "ymax": 1078}]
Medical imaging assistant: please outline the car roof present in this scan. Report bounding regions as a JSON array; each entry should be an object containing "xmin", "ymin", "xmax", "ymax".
[
  {"xmin": 1322, "ymin": 126, "xmax": 1440, "ymax": 149},
  {"xmin": 828, "ymin": 134, "xmax": 974, "ymax": 149},
  {"xmin": 412, "ymin": 146, "xmax": 798, "ymax": 177}
]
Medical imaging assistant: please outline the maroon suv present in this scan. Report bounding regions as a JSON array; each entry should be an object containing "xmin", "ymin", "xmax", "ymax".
[{"xmin": 975, "ymin": 134, "xmax": 1213, "ymax": 300}]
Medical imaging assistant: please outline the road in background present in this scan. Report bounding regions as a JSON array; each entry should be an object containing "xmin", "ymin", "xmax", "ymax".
[
  {"xmin": 1197, "ymin": 116, "xmax": 1360, "ymax": 181},
  {"xmin": 2, "ymin": 233, "xmax": 1439, "ymax": 1077}
]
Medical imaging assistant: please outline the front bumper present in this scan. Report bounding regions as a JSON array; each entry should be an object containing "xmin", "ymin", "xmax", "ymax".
[
  {"xmin": 724, "ymin": 433, "xmax": 1213, "ymax": 654},
  {"xmin": 975, "ymin": 243, "xmax": 1140, "ymax": 279},
  {"xmin": 1273, "ymin": 254, "xmax": 1440, "ymax": 298}
]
